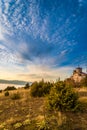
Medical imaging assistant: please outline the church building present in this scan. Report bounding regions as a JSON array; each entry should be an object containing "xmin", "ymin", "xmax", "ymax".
[{"xmin": 71, "ymin": 67, "xmax": 87, "ymax": 82}]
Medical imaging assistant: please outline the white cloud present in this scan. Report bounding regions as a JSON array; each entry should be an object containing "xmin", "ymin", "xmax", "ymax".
[
  {"xmin": 4, "ymin": 2, "xmax": 9, "ymax": 14},
  {"xmin": 0, "ymin": 24, "xmax": 4, "ymax": 41}
]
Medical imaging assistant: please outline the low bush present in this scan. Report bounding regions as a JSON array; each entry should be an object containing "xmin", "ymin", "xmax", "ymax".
[
  {"xmin": 4, "ymin": 91, "xmax": 9, "ymax": 96},
  {"xmin": 11, "ymin": 92, "xmax": 21, "ymax": 100},
  {"xmin": 0, "ymin": 90, "xmax": 2, "ymax": 93},
  {"xmin": 30, "ymin": 80, "xmax": 53, "ymax": 97},
  {"xmin": 47, "ymin": 81, "xmax": 80, "ymax": 112},
  {"xmin": 4, "ymin": 86, "xmax": 16, "ymax": 91},
  {"xmin": 24, "ymin": 83, "xmax": 30, "ymax": 89}
]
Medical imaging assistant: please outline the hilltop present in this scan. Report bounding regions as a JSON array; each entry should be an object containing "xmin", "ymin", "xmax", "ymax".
[{"xmin": 0, "ymin": 80, "xmax": 87, "ymax": 130}]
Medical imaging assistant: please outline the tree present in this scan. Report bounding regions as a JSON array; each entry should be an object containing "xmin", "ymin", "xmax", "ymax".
[{"xmin": 24, "ymin": 83, "xmax": 30, "ymax": 89}]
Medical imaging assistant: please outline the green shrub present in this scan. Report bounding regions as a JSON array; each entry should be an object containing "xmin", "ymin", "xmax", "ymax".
[
  {"xmin": 0, "ymin": 90, "xmax": 2, "ymax": 93},
  {"xmin": 13, "ymin": 122, "xmax": 22, "ymax": 129},
  {"xmin": 11, "ymin": 92, "xmax": 21, "ymax": 100},
  {"xmin": 4, "ymin": 91, "xmax": 9, "ymax": 96},
  {"xmin": 37, "ymin": 120, "xmax": 50, "ymax": 130},
  {"xmin": 4, "ymin": 86, "xmax": 16, "ymax": 91},
  {"xmin": 47, "ymin": 81, "xmax": 80, "ymax": 112},
  {"xmin": 30, "ymin": 80, "xmax": 53, "ymax": 97},
  {"xmin": 24, "ymin": 83, "xmax": 30, "ymax": 89},
  {"xmin": 23, "ymin": 119, "xmax": 31, "ymax": 125}
]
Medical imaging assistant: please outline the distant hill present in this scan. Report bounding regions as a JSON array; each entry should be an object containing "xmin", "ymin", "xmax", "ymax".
[{"xmin": 0, "ymin": 79, "xmax": 30, "ymax": 85}]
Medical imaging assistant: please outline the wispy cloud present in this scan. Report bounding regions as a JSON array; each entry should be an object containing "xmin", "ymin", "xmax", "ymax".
[
  {"xmin": 0, "ymin": 0, "xmax": 84, "ymax": 44},
  {"xmin": 0, "ymin": 24, "xmax": 5, "ymax": 41},
  {"xmin": 18, "ymin": 63, "xmax": 73, "ymax": 81}
]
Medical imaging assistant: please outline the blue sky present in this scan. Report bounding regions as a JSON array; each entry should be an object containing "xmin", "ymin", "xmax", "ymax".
[{"xmin": 0, "ymin": 0, "xmax": 87, "ymax": 81}]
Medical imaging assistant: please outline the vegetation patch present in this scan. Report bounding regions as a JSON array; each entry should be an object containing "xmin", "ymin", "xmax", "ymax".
[
  {"xmin": 11, "ymin": 92, "xmax": 21, "ymax": 100},
  {"xmin": 23, "ymin": 119, "xmax": 31, "ymax": 126},
  {"xmin": 4, "ymin": 91, "xmax": 9, "ymax": 96},
  {"xmin": 47, "ymin": 81, "xmax": 81, "ymax": 112},
  {"xmin": 24, "ymin": 83, "xmax": 30, "ymax": 89},
  {"xmin": 0, "ymin": 90, "xmax": 2, "ymax": 93},
  {"xmin": 0, "ymin": 122, "xmax": 6, "ymax": 129},
  {"xmin": 30, "ymin": 80, "xmax": 53, "ymax": 97},
  {"xmin": 37, "ymin": 119, "xmax": 50, "ymax": 130},
  {"xmin": 4, "ymin": 86, "xmax": 16, "ymax": 91},
  {"xmin": 13, "ymin": 122, "xmax": 22, "ymax": 129}
]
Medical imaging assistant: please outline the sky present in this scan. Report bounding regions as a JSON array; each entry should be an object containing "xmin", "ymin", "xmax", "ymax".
[{"xmin": 0, "ymin": 0, "xmax": 87, "ymax": 82}]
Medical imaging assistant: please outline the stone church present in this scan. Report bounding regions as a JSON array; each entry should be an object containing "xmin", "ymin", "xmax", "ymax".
[{"xmin": 71, "ymin": 67, "xmax": 87, "ymax": 82}]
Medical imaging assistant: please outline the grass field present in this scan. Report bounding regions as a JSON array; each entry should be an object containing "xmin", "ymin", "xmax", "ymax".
[{"xmin": 0, "ymin": 88, "xmax": 87, "ymax": 130}]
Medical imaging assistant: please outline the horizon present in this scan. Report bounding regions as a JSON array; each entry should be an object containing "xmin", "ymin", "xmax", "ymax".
[
  {"xmin": 0, "ymin": 66, "xmax": 87, "ymax": 82},
  {"xmin": 0, "ymin": 0, "xmax": 87, "ymax": 82}
]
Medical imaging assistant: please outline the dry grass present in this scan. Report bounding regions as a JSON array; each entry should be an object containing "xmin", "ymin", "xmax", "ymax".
[
  {"xmin": 0, "ymin": 87, "xmax": 87, "ymax": 130},
  {"xmin": 0, "ymin": 88, "xmax": 45, "ymax": 129}
]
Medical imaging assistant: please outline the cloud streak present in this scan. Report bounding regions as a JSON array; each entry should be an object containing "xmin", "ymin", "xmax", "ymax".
[{"xmin": 18, "ymin": 63, "xmax": 73, "ymax": 81}]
